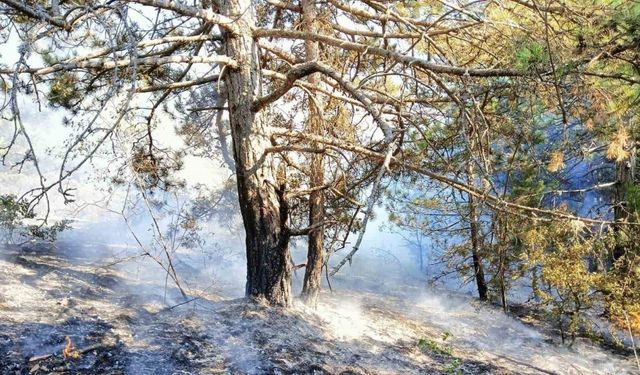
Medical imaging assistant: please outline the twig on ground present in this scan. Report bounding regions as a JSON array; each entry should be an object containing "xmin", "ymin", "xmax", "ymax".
[
  {"xmin": 29, "ymin": 343, "xmax": 112, "ymax": 363},
  {"xmin": 156, "ymin": 296, "xmax": 202, "ymax": 314}
]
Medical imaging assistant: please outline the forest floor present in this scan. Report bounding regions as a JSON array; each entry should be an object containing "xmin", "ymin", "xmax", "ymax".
[{"xmin": 0, "ymin": 242, "xmax": 637, "ymax": 375}]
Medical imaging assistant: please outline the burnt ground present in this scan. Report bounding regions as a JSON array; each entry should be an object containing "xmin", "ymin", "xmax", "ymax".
[{"xmin": 0, "ymin": 242, "xmax": 636, "ymax": 375}]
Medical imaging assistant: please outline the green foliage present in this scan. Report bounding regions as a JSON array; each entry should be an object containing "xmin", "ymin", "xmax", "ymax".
[
  {"xmin": 27, "ymin": 220, "xmax": 72, "ymax": 242},
  {"xmin": 608, "ymin": 2, "xmax": 640, "ymax": 43},
  {"xmin": 417, "ymin": 336, "xmax": 453, "ymax": 357},
  {"xmin": 41, "ymin": 52, "xmax": 59, "ymax": 67},
  {"xmin": 515, "ymin": 42, "xmax": 547, "ymax": 70},
  {"xmin": 510, "ymin": 167, "xmax": 547, "ymax": 206},
  {"xmin": 0, "ymin": 194, "xmax": 70, "ymax": 243},
  {"xmin": 443, "ymin": 358, "xmax": 462, "ymax": 375},
  {"xmin": 625, "ymin": 182, "xmax": 640, "ymax": 218},
  {"xmin": 0, "ymin": 194, "xmax": 31, "ymax": 231},
  {"xmin": 47, "ymin": 73, "xmax": 82, "ymax": 109},
  {"xmin": 441, "ymin": 331, "xmax": 451, "ymax": 341},
  {"xmin": 417, "ymin": 334, "xmax": 462, "ymax": 374}
]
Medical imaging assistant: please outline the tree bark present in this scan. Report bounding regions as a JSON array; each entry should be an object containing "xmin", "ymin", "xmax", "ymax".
[
  {"xmin": 613, "ymin": 146, "xmax": 636, "ymax": 262},
  {"xmin": 465, "ymin": 119, "xmax": 488, "ymax": 302},
  {"xmin": 496, "ymin": 217, "xmax": 509, "ymax": 313},
  {"xmin": 468, "ymin": 191, "xmax": 489, "ymax": 301},
  {"xmin": 300, "ymin": 0, "xmax": 325, "ymax": 307},
  {"xmin": 221, "ymin": 0, "xmax": 292, "ymax": 306}
]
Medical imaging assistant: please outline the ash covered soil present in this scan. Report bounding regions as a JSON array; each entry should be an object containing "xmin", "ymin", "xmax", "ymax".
[{"xmin": 0, "ymin": 242, "xmax": 636, "ymax": 375}]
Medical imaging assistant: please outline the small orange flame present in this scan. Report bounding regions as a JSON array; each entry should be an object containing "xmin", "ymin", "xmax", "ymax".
[{"xmin": 62, "ymin": 336, "xmax": 81, "ymax": 360}]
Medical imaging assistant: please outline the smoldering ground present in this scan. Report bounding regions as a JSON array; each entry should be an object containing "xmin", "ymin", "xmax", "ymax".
[{"xmin": 0, "ymin": 212, "xmax": 637, "ymax": 375}]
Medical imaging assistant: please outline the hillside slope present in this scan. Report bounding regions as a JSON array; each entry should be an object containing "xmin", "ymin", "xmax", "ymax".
[{"xmin": 0, "ymin": 243, "xmax": 635, "ymax": 374}]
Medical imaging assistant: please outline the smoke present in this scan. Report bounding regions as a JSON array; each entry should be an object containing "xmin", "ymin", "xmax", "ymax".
[
  {"xmin": 410, "ymin": 290, "xmax": 626, "ymax": 374},
  {"xmin": 318, "ymin": 220, "xmax": 637, "ymax": 374},
  {"xmin": 309, "ymin": 288, "xmax": 635, "ymax": 374}
]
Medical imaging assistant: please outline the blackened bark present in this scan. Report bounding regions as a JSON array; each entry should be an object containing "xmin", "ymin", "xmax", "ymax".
[
  {"xmin": 220, "ymin": 0, "xmax": 292, "ymax": 306},
  {"xmin": 497, "ymin": 221, "xmax": 509, "ymax": 313},
  {"xmin": 469, "ymin": 193, "xmax": 489, "ymax": 301},
  {"xmin": 465, "ymin": 124, "xmax": 488, "ymax": 302},
  {"xmin": 613, "ymin": 147, "xmax": 636, "ymax": 262}
]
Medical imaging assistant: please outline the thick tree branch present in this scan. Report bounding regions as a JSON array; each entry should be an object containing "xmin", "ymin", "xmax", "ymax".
[
  {"xmin": 508, "ymin": 0, "xmax": 569, "ymax": 14},
  {"xmin": 128, "ymin": 0, "xmax": 240, "ymax": 34},
  {"xmin": 286, "ymin": 220, "xmax": 338, "ymax": 236},
  {"xmin": 252, "ymin": 62, "xmax": 321, "ymax": 111},
  {"xmin": 256, "ymin": 61, "xmax": 395, "ymax": 141},
  {"xmin": 271, "ymin": 128, "xmax": 635, "ymax": 226},
  {"xmin": 0, "ymin": 55, "xmax": 237, "ymax": 76},
  {"xmin": 258, "ymin": 39, "xmax": 303, "ymax": 64},
  {"xmin": 333, "ymin": 22, "xmax": 481, "ymax": 39},
  {"xmin": 265, "ymin": 0, "xmax": 301, "ymax": 12},
  {"xmin": 254, "ymin": 29, "xmax": 527, "ymax": 77},
  {"xmin": 0, "ymin": 0, "xmax": 70, "ymax": 30},
  {"xmin": 137, "ymin": 74, "xmax": 220, "ymax": 93},
  {"xmin": 326, "ymin": 0, "xmax": 433, "ymax": 27}
]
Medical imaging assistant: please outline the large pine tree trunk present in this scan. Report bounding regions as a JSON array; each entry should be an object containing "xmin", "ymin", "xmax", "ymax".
[
  {"xmin": 220, "ymin": 0, "xmax": 292, "ymax": 306},
  {"xmin": 300, "ymin": 0, "xmax": 326, "ymax": 307}
]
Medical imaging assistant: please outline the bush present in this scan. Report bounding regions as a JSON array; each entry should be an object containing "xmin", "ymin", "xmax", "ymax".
[{"xmin": 0, "ymin": 194, "xmax": 70, "ymax": 244}]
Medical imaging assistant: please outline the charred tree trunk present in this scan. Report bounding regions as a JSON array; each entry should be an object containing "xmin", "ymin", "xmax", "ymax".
[
  {"xmin": 300, "ymin": 0, "xmax": 325, "ymax": 307},
  {"xmin": 468, "ymin": 192, "xmax": 489, "ymax": 301},
  {"xmin": 465, "ymin": 120, "xmax": 488, "ymax": 302},
  {"xmin": 613, "ymin": 146, "xmax": 636, "ymax": 262},
  {"xmin": 221, "ymin": 0, "xmax": 292, "ymax": 306},
  {"xmin": 496, "ymin": 217, "xmax": 509, "ymax": 313}
]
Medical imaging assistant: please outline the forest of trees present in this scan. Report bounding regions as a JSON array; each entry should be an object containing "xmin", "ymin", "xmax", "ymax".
[{"xmin": 0, "ymin": 0, "xmax": 639, "ymax": 343}]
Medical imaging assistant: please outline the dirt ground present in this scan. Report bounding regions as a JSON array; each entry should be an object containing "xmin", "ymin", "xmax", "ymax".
[{"xmin": 0, "ymin": 242, "xmax": 636, "ymax": 374}]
